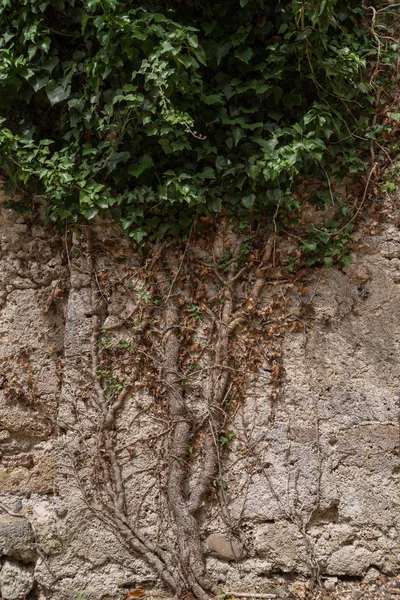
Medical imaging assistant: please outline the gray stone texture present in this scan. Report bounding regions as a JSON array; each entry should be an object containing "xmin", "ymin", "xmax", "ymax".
[
  {"xmin": 0, "ymin": 515, "xmax": 36, "ymax": 562},
  {"xmin": 0, "ymin": 560, "xmax": 35, "ymax": 600},
  {"xmin": 206, "ymin": 534, "xmax": 243, "ymax": 561}
]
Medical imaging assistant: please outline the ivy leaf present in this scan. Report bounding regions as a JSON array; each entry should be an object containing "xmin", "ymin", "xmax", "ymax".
[
  {"xmin": 248, "ymin": 165, "xmax": 259, "ymax": 179},
  {"xmin": 45, "ymin": 81, "xmax": 71, "ymax": 105},
  {"xmin": 121, "ymin": 217, "xmax": 134, "ymax": 230},
  {"xmin": 82, "ymin": 206, "xmax": 99, "ymax": 219},
  {"xmin": 193, "ymin": 45, "xmax": 207, "ymax": 66},
  {"xmin": 82, "ymin": 14, "xmax": 91, "ymax": 34},
  {"xmin": 31, "ymin": 74, "xmax": 49, "ymax": 92},
  {"xmin": 241, "ymin": 194, "xmax": 255, "ymax": 209},
  {"xmin": 130, "ymin": 229, "xmax": 147, "ymax": 243},
  {"xmin": 201, "ymin": 166, "xmax": 216, "ymax": 179},
  {"xmin": 209, "ymin": 197, "xmax": 222, "ymax": 211},
  {"xmin": 188, "ymin": 34, "xmax": 199, "ymax": 48},
  {"xmin": 234, "ymin": 47, "xmax": 253, "ymax": 63},
  {"xmin": 342, "ymin": 255, "xmax": 352, "ymax": 268},
  {"xmin": 128, "ymin": 154, "xmax": 154, "ymax": 177},
  {"xmin": 41, "ymin": 56, "xmax": 59, "ymax": 72},
  {"xmin": 215, "ymin": 42, "xmax": 232, "ymax": 65}
]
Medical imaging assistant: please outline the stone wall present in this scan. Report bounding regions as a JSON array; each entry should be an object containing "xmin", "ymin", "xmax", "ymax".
[{"xmin": 0, "ymin": 189, "xmax": 399, "ymax": 600}]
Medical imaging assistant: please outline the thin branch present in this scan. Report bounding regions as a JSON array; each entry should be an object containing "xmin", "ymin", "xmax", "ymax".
[
  {"xmin": 223, "ymin": 593, "xmax": 277, "ymax": 599},
  {"xmin": 0, "ymin": 501, "xmax": 26, "ymax": 518},
  {"xmin": 311, "ymin": 162, "xmax": 378, "ymax": 237}
]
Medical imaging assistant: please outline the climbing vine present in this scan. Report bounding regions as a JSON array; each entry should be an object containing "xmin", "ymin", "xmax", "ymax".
[{"xmin": 64, "ymin": 224, "xmax": 311, "ymax": 600}]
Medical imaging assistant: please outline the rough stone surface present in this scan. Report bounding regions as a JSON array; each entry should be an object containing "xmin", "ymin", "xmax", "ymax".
[
  {"xmin": 0, "ymin": 515, "xmax": 36, "ymax": 562},
  {"xmin": 0, "ymin": 184, "xmax": 400, "ymax": 598},
  {"xmin": 206, "ymin": 534, "xmax": 243, "ymax": 561},
  {"xmin": 254, "ymin": 522, "xmax": 308, "ymax": 573},
  {"xmin": 364, "ymin": 567, "xmax": 382, "ymax": 584},
  {"xmin": 0, "ymin": 559, "xmax": 35, "ymax": 600},
  {"xmin": 327, "ymin": 545, "xmax": 377, "ymax": 576}
]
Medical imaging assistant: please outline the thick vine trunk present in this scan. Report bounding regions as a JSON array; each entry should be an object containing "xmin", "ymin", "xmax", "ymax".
[{"xmin": 156, "ymin": 263, "xmax": 216, "ymax": 599}]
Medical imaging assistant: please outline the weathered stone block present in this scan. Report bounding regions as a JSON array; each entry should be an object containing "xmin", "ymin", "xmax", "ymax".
[
  {"xmin": 206, "ymin": 534, "xmax": 243, "ymax": 561},
  {"xmin": 327, "ymin": 545, "xmax": 377, "ymax": 575},
  {"xmin": 254, "ymin": 522, "xmax": 308, "ymax": 574},
  {"xmin": 0, "ymin": 559, "xmax": 35, "ymax": 600},
  {"xmin": 0, "ymin": 515, "xmax": 36, "ymax": 563}
]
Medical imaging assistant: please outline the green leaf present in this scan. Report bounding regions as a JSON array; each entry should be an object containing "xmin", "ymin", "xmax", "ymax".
[
  {"xmin": 188, "ymin": 34, "xmax": 199, "ymax": 48},
  {"xmin": 41, "ymin": 56, "xmax": 59, "ymax": 72},
  {"xmin": 93, "ymin": 15, "xmax": 105, "ymax": 29},
  {"xmin": 130, "ymin": 229, "xmax": 147, "ymax": 243},
  {"xmin": 83, "ymin": 206, "xmax": 99, "ymax": 219},
  {"xmin": 201, "ymin": 166, "xmax": 215, "ymax": 179},
  {"xmin": 209, "ymin": 197, "xmax": 221, "ymax": 211},
  {"xmin": 45, "ymin": 81, "xmax": 71, "ymax": 105},
  {"xmin": 128, "ymin": 154, "xmax": 154, "ymax": 177},
  {"xmin": 342, "ymin": 255, "xmax": 352, "ymax": 268},
  {"xmin": 31, "ymin": 74, "xmax": 49, "ymax": 92},
  {"xmin": 241, "ymin": 194, "xmax": 255, "ymax": 209},
  {"xmin": 234, "ymin": 47, "xmax": 253, "ymax": 63},
  {"xmin": 248, "ymin": 165, "xmax": 259, "ymax": 179},
  {"xmin": 82, "ymin": 14, "xmax": 91, "ymax": 34},
  {"xmin": 121, "ymin": 217, "xmax": 133, "ymax": 230},
  {"xmin": 215, "ymin": 42, "xmax": 232, "ymax": 65},
  {"xmin": 193, "ymin": 46, "xmax": 207, "ymax": 66}
]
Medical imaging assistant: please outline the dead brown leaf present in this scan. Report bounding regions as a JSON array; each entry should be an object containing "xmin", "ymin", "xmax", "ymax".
[{"xmin": 126, "ymin": 590, "xmax": 146, "ymax": 599}]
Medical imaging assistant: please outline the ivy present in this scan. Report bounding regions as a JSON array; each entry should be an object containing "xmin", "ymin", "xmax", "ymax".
[{"xmin": 0, "ymin": 0, "xmax": 398, "ymax": 263}]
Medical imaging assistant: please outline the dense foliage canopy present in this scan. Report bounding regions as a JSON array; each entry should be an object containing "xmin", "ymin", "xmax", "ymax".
[{"xmin": 0, "ymin": 0, "xmax": 398, "ymax": 261}]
